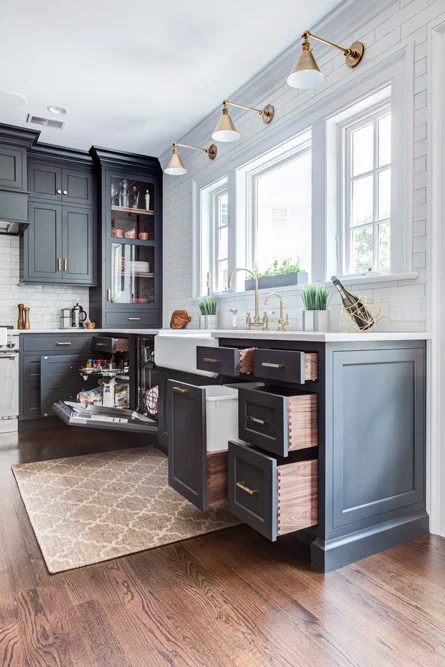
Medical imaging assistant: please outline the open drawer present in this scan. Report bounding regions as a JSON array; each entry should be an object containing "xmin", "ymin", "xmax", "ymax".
[
  {"xmin": 196, "ymin": 346, "xmax": 254, "ymax": 376},
  {"xmin": 254, "ymin": 349, "xmax": 318, "ymax": 384},
  {"xmin": 238, "ymin": 386, "xmax": 318, "ymax": 457},
  {"xmin": 228, "ymin": 440, "xmax": 318, "ymax": 541}
]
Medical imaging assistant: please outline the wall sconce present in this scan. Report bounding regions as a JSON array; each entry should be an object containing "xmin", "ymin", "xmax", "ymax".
[
  {"xmin": 164, "ymin": 141, "xmax": 217, "ymax": 176},
  {"xmin": 212, "ymin": 100, "xmax": 274, "ymax": 143},
  {"xmin": 287, "ymin": 31, "xmax": 365, "ymax": 89}
]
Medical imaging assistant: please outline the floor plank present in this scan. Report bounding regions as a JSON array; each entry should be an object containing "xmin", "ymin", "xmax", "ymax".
[{"xmin": 1, "ymin": 425, "xmax": 445, "ymax": 666}]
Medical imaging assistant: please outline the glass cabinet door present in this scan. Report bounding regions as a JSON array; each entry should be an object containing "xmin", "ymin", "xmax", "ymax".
[
  {"xmin": 110, "ymin": 176, "xmax": 155, "ymax": 241},
  {"xmin": 110, "ymin": 243, "xmax": 155, "ymax": 305}
]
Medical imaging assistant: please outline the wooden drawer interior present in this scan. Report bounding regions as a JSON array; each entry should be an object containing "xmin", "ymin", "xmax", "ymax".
[
  {"xmin": 277, "ymin": 459, "xmax": 318, "ymax": 536},
  {"xmin": 196, "ymin": 346, "xmax": 255, "ymax": 376},
  {"xmin": 239, "ymin": 386, "xmax": 318, "ymax": 456},
  {"xmin": 207, "ymin": 451, "xmax": 228, "ymax": 507},
  {"xmin": 304, "ymin": 353, "xmax": 319, "ymax": 381}
]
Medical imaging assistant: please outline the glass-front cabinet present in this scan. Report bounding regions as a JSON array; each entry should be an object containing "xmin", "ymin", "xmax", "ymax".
[{"xmin": 89, "ymin": 148, "xmax": 162, "ymax": 328}]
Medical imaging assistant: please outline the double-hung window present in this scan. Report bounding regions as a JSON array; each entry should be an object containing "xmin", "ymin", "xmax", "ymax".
[{"xmin": 342, "ymin": 104, "xmax": 392, "ymax": 275}]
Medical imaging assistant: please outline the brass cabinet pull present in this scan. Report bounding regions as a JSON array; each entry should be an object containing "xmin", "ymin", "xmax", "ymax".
[
  {"xmin": 57, "ymin": 258, "xmax": 62, "ymax": 271},
  {"xmin": 56, "ymin": 341, "xmax": 72, "ymax": 346},
  {"xmin": 202, "ymin": 357, "xmax": 220, "ymax": 363},
  {"xmin": 63, "ymin": 190, "xmax": 68, "ymax": 195},
  {"xmin": 107, "ymin": 289, "xmax": 111, "ymax": 302},
  {"xmin": 172, "ymin": 386, "xmax": 188, "ymax": 394},
  {"xmin": 128, "ymin": 317, "xmax": 141, "ymax": 321},
  {"xmin": 95, "ymin": 342, "xmax": 106, "ymax": 346},
  {"xmin": 247, "ymin": 415, "xmax": 268, "ymax": 425},
  {"xmin": 261, "ymin": 362, "xmax": 285, "ymax": 369},
  {"xmin": 56, "ymin": 188, "xmax": 62, "ymax": 194},
  {"xmin": 236, "ymin": 481, "xmax": 259, "ymax": 495},
  {"xmin": 64, "ymin": 258, "xmax": 67, "ymax": 271}
]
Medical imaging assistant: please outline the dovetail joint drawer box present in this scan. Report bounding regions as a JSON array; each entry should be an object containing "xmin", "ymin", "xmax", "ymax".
[{"xmin": 227, "ymin": 440, "xmax": 318, "ymax": 541}]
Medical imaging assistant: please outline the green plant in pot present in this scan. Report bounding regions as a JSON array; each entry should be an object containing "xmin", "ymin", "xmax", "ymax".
[
  {"xmin": 198, "ymin": 296, "xmax": 217, "ymax": 329},
  {"xmin": 245, "ymin": 257, "xmax": 308, "ymax": 290},
  {"xmin": 301, "ymin": 284, "xmax": 329, "ymax": 331}
]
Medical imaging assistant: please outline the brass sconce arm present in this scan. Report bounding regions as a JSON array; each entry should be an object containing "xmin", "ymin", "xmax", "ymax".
[
  {"xmin": 173, "ymin": 141, "xmax": 217, "ymax": 159},
  {"xmin": 224, "ymin": 100, "xmax": 274, "ymax": 123},
  {"xmin": 301, "ymin": 30, "xmax": 364, "ymax": 67}
]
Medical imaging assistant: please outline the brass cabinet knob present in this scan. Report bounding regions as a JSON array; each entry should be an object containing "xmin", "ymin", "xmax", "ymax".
[
  {"xmin": 63, "ymin": 189, "xmax": 68, "ymax": 195},
  {"xmin": 56, "ymin": 188, "xmax": 62, "ymax": 194}
]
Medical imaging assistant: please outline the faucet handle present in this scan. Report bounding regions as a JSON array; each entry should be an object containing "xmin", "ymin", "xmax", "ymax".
[
  {"xmin": 246, "ymin": 312, "xmax": 252, "ymax": 329},
  {"xmin": 262, "ymin": 311, "xmax": 269, "ymax": 331}
]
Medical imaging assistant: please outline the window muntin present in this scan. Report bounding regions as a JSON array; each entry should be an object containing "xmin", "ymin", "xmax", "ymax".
[
  {"xmin": 252, "ymin": 148, "xmax": 312, "ymax": 279},
  {"xmin": 344, "ymin": 106, "xmax": 391, "ymax": 274}
]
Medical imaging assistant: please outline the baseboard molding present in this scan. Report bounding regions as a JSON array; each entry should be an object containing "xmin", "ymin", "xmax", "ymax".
[{"xmin": 311, "ymin": 511, "xmax": 430, "ymax": 572}]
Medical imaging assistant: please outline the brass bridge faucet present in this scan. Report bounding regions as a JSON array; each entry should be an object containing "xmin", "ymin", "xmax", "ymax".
[
  {"xmin": 264, "ymin": 292, "xmax": 289, "ymax": 331},
  {"xmin": 227, "ymin": 268, "xmax": 268, "ymax": 330}
]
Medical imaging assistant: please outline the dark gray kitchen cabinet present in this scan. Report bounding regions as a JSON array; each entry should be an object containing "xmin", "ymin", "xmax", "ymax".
[
  {"xmin": 24, "ymin": 201, "xmax": 96, "ymax": 285},
  {"xmin": 0, "ymin": 144, "xmax": 26, "ymax": 191},
  {"xmin": 168, "ymin": 380, "xmax": 207, "ymax": 510},
  {"xmin": 25, "ymin": 202, "xmax": 62, "ymax": 280},
  {"xmin": 40, "ymin": 354, "xmax": 92, "ymax": 416},
  {"xmin": 19, "ymin": 334, "xmax": 94, "ymax": 421},
  {"xmin": 88, "ymin": 147, "xmax": 162, "ymax": 328},
  {"xmin": 62, "ymin": 205, "xmax": 95, "ymax": 283},
  {"xmin": 28, "ymin": 161, "xmax": 94, "ymax": 207}
]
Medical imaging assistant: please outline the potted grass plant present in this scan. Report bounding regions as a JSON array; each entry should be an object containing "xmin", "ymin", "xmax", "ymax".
[
  {"xmin": 198, "ymin": 296, "xmax": 217, "ymax": 329},
  {"xmin": 301, "ymin": 284, "xmax": 329, "ymax": 331},
  {"xmin": 245, "ymin": 257, "xmax": 308, "ymax": 291}
]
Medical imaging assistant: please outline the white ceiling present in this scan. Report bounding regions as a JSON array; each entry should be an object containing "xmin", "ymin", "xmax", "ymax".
[{"xmin": 0, "ymin": 0, "xmax": 340, "ymax": 157}]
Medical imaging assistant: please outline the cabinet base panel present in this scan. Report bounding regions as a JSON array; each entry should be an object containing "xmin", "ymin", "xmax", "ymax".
[{"xmin": 309, "ymin": 510, "xmax": 429, "ymax": 573}]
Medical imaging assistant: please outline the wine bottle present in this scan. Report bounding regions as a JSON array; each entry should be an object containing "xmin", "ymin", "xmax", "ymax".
[{"xmin": 331, "ymin": 276, "xmax": 374, "ymax": 330}]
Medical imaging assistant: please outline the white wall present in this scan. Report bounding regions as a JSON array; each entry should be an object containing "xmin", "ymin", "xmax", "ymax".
[
  {"xmin": 0, "ymin": 235, "xmax": 89, "ymax": 328},
  {"xmin": 161, "ymin": 0, "xmax": 444, "ymax": 332}
]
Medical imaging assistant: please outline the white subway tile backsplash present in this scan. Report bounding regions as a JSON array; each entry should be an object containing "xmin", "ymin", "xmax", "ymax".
[{"xmin": 0, "ymin": 236, "xmax": 89, "ymax": 328}]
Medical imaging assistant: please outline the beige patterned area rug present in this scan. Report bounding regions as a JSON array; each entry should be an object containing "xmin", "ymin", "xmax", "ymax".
[{"xmin": 12, "ymin": 447, "xmax": 240, "ymax": 574}]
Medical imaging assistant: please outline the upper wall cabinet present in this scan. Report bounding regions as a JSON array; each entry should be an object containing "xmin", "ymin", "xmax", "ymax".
[
  {"xmin": 88, "ymin": 147, "xmax": 162, "ymax": 329},
  {"xmin": 0, "ymin": 145, "xmax": 26, "ymax": 191},
  {"xmin": 23, "ymin": 146, "xmax": 97, "ymax": 286},
  {"xmin": 0, "ymin": 124, "xmax": 40, "ymax": 226},
  {"xmin": 28, "ymin": 162, "xmax": 94, "ymax": 207}
]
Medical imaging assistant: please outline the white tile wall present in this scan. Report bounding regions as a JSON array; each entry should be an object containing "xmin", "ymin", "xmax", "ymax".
[
  {"xmin": 0, "ymin": 236, "xmax": 89, "ymax": 328},
  {"xmin": 161, "ymin": 0, "xmax": 444, "ymax": 333}
]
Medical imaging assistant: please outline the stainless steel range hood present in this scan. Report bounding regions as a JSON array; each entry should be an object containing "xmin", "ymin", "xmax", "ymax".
[{"xmin": 0, "ymin": 190, "xmax": 29, "ymax": 235}]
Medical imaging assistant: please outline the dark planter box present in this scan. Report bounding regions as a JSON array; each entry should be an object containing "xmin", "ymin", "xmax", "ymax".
[{"xmin": 245, "ymin": 272, "xmax": 308, "ymax": 291}]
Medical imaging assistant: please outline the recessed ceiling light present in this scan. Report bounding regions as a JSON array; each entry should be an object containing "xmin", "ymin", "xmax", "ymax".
[
  {"xmin": 47, "ymin": 105, "xmax": 67, "ymax": 115},
  {"xmin": 0, "ymin": 91, "xmax": 28, "ymax": 107}
]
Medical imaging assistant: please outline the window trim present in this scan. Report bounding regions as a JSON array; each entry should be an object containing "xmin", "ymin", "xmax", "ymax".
[{"xmin": 340, "ymin": 100, "xmax": 392, "ymax": 275}]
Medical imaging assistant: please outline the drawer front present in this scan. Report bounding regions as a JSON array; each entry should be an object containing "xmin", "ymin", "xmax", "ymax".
[
  {"xmin": 21, "ymin": 334, "xmax": 93, "ymax": 353},
  {"xmin": 196, "ymin": 346, "xmax": 254, "ymax": 376},
  {"xmin": 228, "ymin": 440, "xmax": 277, "ymax": 540},
  {"xmin": 254, "ymin": 349, "xmax": 318, "ymax": 384},
  {"xmin": 228, "ymin": 441, "xmax": 318, "ymax": 542},
  {"xmin": 92, "ymin": 335, "xmax": 115, "ymax": 354},
  {"xmin": 104, "ymin": 310, "xmax": 160, "ymax": 328},
  {"xmin": 238, "ymin": 387, "xmax": 288, "ymax": 456}
]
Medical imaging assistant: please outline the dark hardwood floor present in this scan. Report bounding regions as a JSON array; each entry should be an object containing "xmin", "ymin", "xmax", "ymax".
[{"xmin": 1, "ymin": 426, "xmax": 445, "ymax": 666}]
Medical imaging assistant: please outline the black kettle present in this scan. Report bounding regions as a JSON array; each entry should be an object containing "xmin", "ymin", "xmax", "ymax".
[{"xmin": 71, "ymin": 303, "xmax": 87, "ymax": 328}]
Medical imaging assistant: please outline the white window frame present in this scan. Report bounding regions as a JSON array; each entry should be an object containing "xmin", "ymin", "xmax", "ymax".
[
  {"xmin": 192, "ymin": 47, "xmax": 412, "ymax": 297},
  {"xmin": 244, "ymin": 138, "xmax": 312, "ymax": 274},
  {"xmin": 212, "ymin": 184, "xmax": 229, "ymax": 292},
  {"xmin": 340, "ymin": 100, "xmax": 392, "ymax": 275},
  {"xmin": 196, "ymin": 176, "xmax": 229, "ymax": 296}
]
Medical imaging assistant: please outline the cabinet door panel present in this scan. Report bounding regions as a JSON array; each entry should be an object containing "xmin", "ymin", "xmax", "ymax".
[
  {"xmin": 332, "ymin": 347, "xmax": 425, "ymax": 529},
  {"xmin": 62, "ymin": 168, "xmax": 94, "ymax": 206},
  {"xmin": 25, "ymin": 202, "xmax": 62, "ymax": 280},
  {"xmin": 62, "ymin": 206, "xmax": 95, "ymax": 283},
  {"xmin": 168, "ymin": 380, "xmax": 207, "ymax": 510},
  {"xmin": 28, "ymin": 163, "xmax": 62, "ymax": 201},
  {"xmin": 40, "ymin": 354, "xmax": 92, "ymax": 416},
  {"xmin": 0, "ymin": 145, "xmax": 25, "ymax": 190}
]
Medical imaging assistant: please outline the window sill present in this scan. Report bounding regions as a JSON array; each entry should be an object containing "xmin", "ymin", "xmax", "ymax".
[{"xmin": 194, "ymin": 272, "xmax": 420, "ymax": 301}]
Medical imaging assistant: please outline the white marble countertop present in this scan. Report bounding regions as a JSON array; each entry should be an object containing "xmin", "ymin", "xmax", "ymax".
[{"xmin": 10, "ymin": 327, "xmax": 431, "ymax": 342}]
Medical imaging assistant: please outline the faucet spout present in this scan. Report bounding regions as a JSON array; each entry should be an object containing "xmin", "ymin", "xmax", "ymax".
[
  {"xmin": 228, "ymin": 267, "xmax": 262, "ymax": 328},
  {"xmin": 264, "ymin": 291, "xmax": 289, "ymax": 331}
]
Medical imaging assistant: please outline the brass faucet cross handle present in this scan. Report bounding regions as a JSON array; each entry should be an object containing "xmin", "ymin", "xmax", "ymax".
[{"xmin": 264, "ymin": 292, "xmax": 289, "ymax": 331}]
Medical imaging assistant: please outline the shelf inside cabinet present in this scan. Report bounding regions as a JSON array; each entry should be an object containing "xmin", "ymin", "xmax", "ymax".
[
  {"xmin": 120, "ymin": 272, "xmax": 154, "ymax": 278},
  {"xmin": 112, "ymin": 205, "xmax": 154, "ymax": 216}
]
